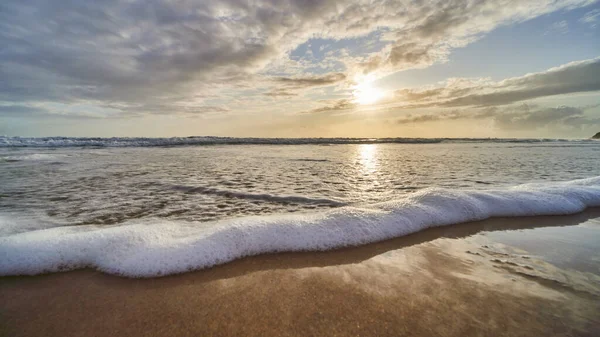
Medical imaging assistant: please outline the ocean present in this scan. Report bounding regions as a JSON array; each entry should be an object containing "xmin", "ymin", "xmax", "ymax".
[{"xmin": 1, "ymin": 137, "xmax": 600, "ymax": 277}]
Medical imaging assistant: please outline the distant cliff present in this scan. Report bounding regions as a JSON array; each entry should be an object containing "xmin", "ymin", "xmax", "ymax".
[{"xmin": 593, "ymin": 132, "xmax": 600, "ymax": 139}]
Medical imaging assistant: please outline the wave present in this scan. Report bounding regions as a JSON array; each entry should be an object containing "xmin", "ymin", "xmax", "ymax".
[
  {"xmin": 1, "ymin": 136, "xmax": 595, "ymax": 148},
  {"xmin": 0, "ymin": 153, "xmax": 67, "ymax": 162},
  {"xmin": 1, "ymin": 177, "xmax": 600, "ymax": 277},
  {"xmin": 289, "ymin": 158, "xmax": 330, "ymax": 162},
  {"xmin": 171, "ymin": 184, "xmax": 347, "ymax": 206}
]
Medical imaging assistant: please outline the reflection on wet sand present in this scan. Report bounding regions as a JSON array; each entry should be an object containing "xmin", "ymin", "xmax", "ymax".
[{"xmin": 1, "ymin": 209, "xmax": 600, "ymax": 337}]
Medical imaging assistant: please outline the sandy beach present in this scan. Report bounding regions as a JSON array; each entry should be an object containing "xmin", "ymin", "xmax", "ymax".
[{"xmin": 2, "ymin": 210, "xmax": 600, "ymax": 337}]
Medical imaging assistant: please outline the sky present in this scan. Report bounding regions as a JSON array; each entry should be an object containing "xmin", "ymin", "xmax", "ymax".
[{"xmin": 1, "ymin": 0, "xmax": 599, "ymax": 138}]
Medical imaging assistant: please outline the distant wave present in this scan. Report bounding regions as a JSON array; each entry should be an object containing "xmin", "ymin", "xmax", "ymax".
[
  {"xmin": 1, "ymin": 177, "xmax": 600, "ymax": 277},
  {"xmin": 0, "ymin": 136, "xmax": 594, "ymax": 148},
  {"xmin": 0, "ymin": 153, "xmax": 67, "ymax": 162}
]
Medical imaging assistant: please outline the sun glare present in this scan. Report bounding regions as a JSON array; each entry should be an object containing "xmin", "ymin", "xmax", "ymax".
[{"xmin": 353, "ymin": 77, "xmax": 384, "ymax": 105}]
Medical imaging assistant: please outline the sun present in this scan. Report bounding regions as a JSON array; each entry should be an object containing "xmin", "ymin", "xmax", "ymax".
[{"xmin": 353, "ymin": 76, "xmax": 384, "ymax": 105}]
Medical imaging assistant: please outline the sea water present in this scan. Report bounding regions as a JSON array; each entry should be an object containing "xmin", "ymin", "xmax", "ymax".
[{"xmin": 1, "ymin": 138, "xmax": 599, "ymax": 276}]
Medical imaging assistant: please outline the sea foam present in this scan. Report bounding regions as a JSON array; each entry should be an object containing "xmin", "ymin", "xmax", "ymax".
[{"xmin": 1, "ymin": 177, "xmax": 600, "ymax": 277}]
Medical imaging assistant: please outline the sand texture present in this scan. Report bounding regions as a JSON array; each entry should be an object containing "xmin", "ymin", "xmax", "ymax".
[{"xmin": 2, "ymin": 210, "xmax": 600, "ymax": 337}]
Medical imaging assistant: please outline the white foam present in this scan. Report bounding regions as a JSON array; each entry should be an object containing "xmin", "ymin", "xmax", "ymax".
[
  {"xmin": 0, "ymin": 153, "xmax": 66, "ymax": 161},
  {"xmin": 0, "ymin": 213, "xmax": 68, "ymax": 237},
  {"xmin": 1, "ymin": 177, "xmax": 600, "ymax": 277}
]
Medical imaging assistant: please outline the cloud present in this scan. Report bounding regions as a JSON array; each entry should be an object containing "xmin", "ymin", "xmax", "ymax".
[
  {"xmin": 0, "ymin": 105, "xmax": 48, "ymax": 117},
  {"xmin": 305, "ymin": 58, "xmax": 600, "ymax": 115},
  {"xmin": 494, "ymin": 105, "xmax": 600, "ymax": 130},
  {"xmin": 0, "ymin": 104, "xmax": 109, "ymax": 119},
  {"xmin": 302, "ymin": 99, "xmax": 355, "ymax": 114},
  {"xmin": 0, "ymin": 0, "xmax": 596, "ymax": 119},
  {"xmin": 263, "ymin": 89, "xmax": 298, "ymax": 97},
  {"xmin": 546, "ymin": 20, "xmax": 569, "ymax": 34},
  {"xmin": 394, "ymin": 58, "xmax": 600, "ymax": 108},
  {"xmin": 580, "ymin": 8, "xmax": 600, "ymax": 27},
  {"xmin": 395, "ymin": 104, "xmax": 600, "ymax": 131},
  {"xmin": 274, "ymin": 73, "xmax": 347, "ymax": 88},
  {"xmin": 351, "ymin": 0, "xmax": 595, "ymax": 75},
  {"xmin": 396, "ymin": 109, "xmax": 482, "ymax": 124}
]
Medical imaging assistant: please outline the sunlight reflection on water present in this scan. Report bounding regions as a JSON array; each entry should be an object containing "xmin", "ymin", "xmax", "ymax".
[{"xmin": 358, "ymin": 144, "xmax": 379, "ymax": 174}]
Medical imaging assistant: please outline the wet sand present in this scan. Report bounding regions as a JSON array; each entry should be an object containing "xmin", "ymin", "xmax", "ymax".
[{"xmin": 2, "ymin": 210, "xmax": 600, "ymax": 337}]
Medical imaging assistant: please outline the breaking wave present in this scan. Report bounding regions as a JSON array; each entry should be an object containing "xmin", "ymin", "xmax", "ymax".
[{"xmin": 1, "ymin": 177, "xmax": 600, "ymax": 277}]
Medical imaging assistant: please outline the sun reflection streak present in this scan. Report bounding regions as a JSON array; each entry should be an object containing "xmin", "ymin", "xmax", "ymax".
[{"xmin": 358, "ymin": 144, "xmax": 379, "ymax": 174}]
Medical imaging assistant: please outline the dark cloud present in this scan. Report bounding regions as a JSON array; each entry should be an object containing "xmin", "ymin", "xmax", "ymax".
[
  {"xmin": 0, "ymin": 0, "xmax": 280, "ymax": 115},
  {"xmin": 274, "ymin": 73, "xmax": 347, "ymax": 88},
  {"xmin": 265, "ymin": 72, "xmax": 346, "ymax": 98},
  {"xmin": 394, "ymin": 58, "xmax": 600, "ymax": 108},
  {"xmin": 388, "ymin": 43, "xmax": 436, "ymax": 68},
  {"xmin": 494, "ymin": 105, "xmax": 600, "ymax": 130},
  {"xmin": 396, "ymin": 104, "xmax": 600, "ymax": 131}
]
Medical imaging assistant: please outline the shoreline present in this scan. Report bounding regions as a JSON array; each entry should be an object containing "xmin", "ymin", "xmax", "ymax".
[
  {"xmin": 2, "ymin": 210, "xmax": 600, "ymax": 336},
  {"xmin": 3, "ymin": 177, "xmax": 600, "ymax": 278}
]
